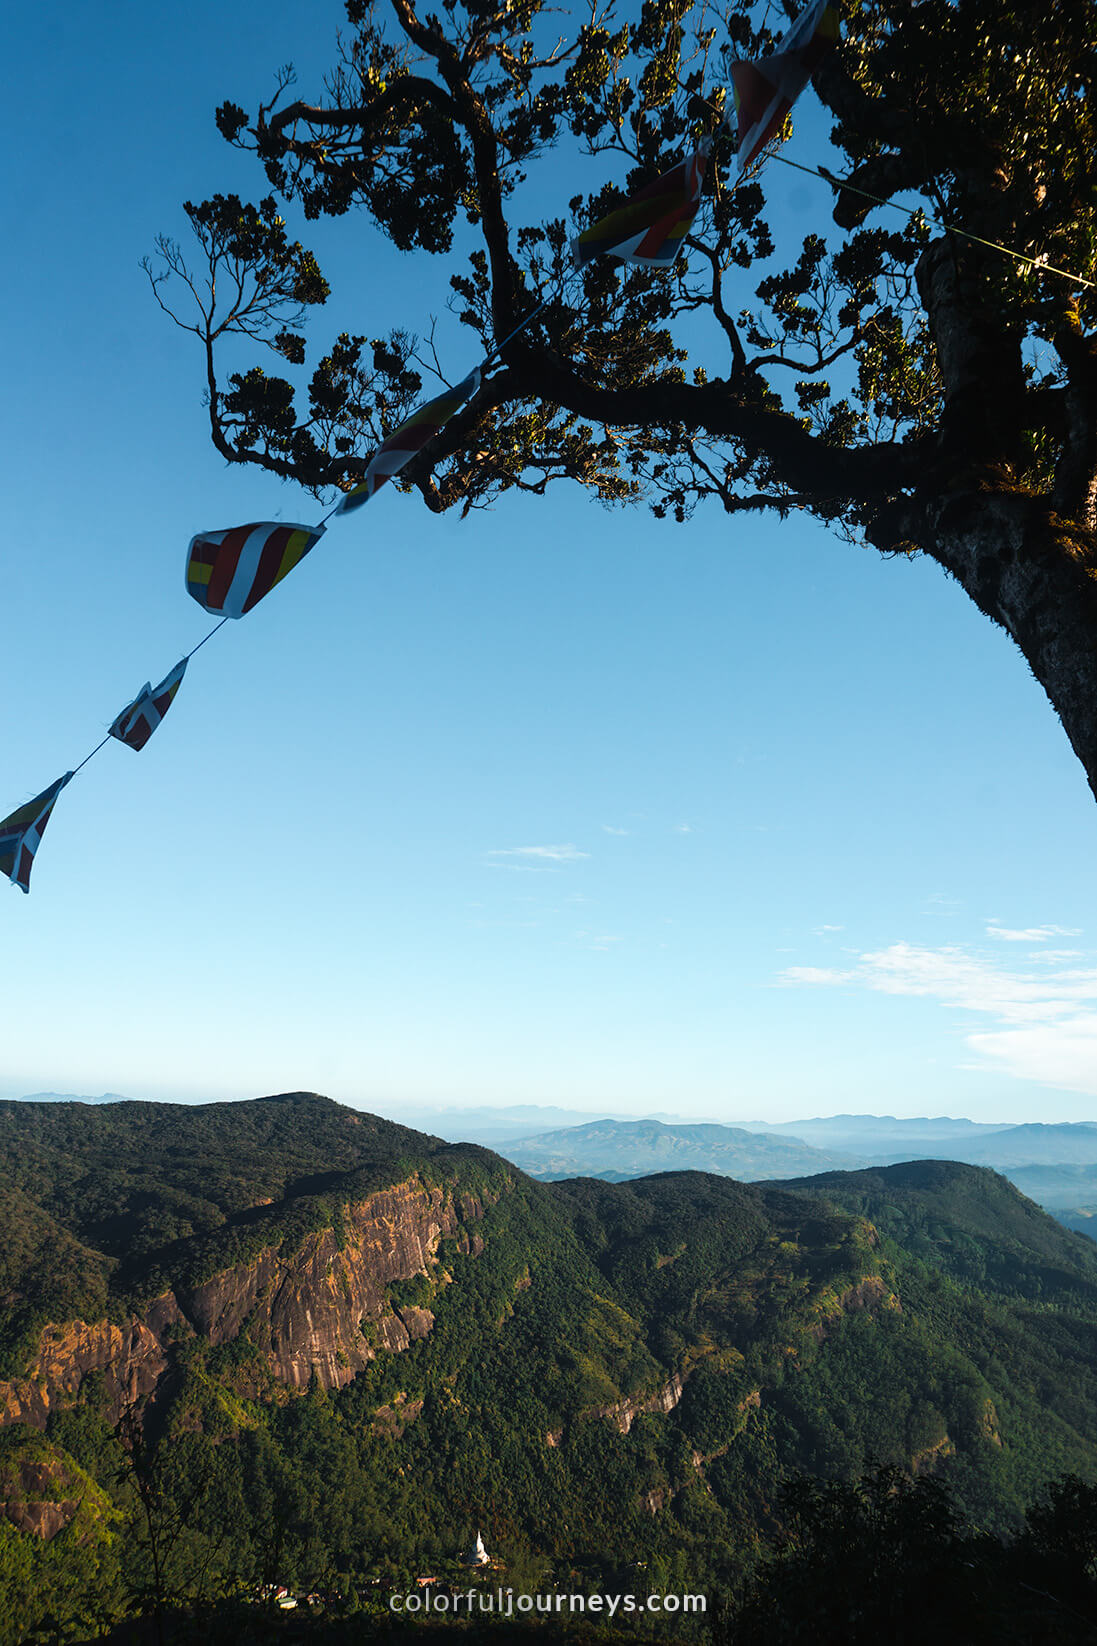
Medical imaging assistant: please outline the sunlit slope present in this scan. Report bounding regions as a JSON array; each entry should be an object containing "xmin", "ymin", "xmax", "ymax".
[{"xmin": 0, "ymin": 1101, "xmax": 1096, "ymax": 1592}]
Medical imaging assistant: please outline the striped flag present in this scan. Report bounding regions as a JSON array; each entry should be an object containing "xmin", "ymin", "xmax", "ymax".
[
  {"xmin": 728, "ymin": 0, "xmax": 840, "ymax": 174},
  {"xmin": 109, "ymin": 659, "xmax": 188, "ymax": 752},
  {"xmin": 571, "ymin": 142, "xmax": 712, "ymax": 270},
  {"xmin": 185, "ymin": 522, "xmax": 325, "ymax": 618},
  {"xmin": 336, "ymin": 369, "xmax": 481, "ymax": 516},
  {"xmin": 0, "ymin": 773, "xmax": 73, "ymax": 894}
]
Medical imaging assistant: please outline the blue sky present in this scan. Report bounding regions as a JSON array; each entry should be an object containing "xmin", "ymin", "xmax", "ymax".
[{"xmin": 3, "ymin": 0, "xmax": 1096, "ymax": 1124}]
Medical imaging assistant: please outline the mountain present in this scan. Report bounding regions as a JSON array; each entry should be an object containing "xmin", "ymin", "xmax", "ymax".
[
  {"xmin": 17, "ymin": 1091, "xmax": 131, "ymax": 1105},
  {"xmin": 997, "ymin": 1163, "xmax": 1097, "ymax": 1239},
  {"xmin": 3, "ymin": 1096, "xmax": 1097, "ymax": 1640},
  {"xmin": 765, "ymin": 1158, "xmax": 1097, "ymax": 1299},
  {"xmin": 939, "ymin": 1122, "xmax": 1097, "ymax": 1168},
  {"xmin": 363, "ymin": 1101, "xmax": 631, "ymax": 1144},
  {"xmin": 734, "ymin": 1113, "xmax": 1014, "ymax": 1153},
  {"xmin": 500, "ymin": 1117, "xmax": 864, "ymax": 1179},
  {"xmin": 489, "ymin": 1114, "xmax": 1097, "ymax": 1238}
]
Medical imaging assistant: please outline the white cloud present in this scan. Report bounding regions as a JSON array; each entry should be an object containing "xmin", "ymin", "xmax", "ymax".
[
  {"xmin": 486, "ymin": 844, "xmax": 589, "ymax": 863},
  {"xmin": 965, "ymin": 1018, "xmax": 1097, "ymax": 1090},
  {"xmin": 777, "ymin": 939, "xmax": 1097, "ymax": 1095},
  {"xmin": 601, "ymin": 825, "xmax": 629, "ymax": 835},
  {"xmin": 985, "ymin": 921, "xmax": 1082, "ymax": 942},
  {"xmin": 813, "ymin": 923, "xmax": 844, "ymax": 935},
  {"xmin": 673, "ymin": 823, "xmax": 694, "ymax": 834},
  {"xmin": 576, "ymin": 930, "xmax": 624, "ymax": 952},
  {"xmin": 780, "ymin": 965, "xmax": 856, "ymax": 986}
]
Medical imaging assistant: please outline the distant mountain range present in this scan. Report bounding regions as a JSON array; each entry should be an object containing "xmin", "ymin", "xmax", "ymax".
[
  {"xmin": 500, "ymin": 1117, "xmax": 863, "ymax": 1180},
  {"xmin": 734, "ymin": 1113, "xmax": 1014, "ymax": 1152},
  {"xmin": 920, "ymin": 1122, "xmax": 1097, "ymax": 1167},
  {"xmin": 365, "ymin": 1101, "xmax": 633, "ymax": 1144},
  {"xmin": 17, "ymin": 1092, "xmax": 131, "ymax": 1106},
  {"xmin": 492, "ymin": 1115, "xmax": 1097, "ymax": 1237}
]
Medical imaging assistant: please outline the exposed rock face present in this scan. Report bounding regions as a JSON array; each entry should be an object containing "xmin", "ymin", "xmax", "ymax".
[
  {"xmin": 3, "ymin": 1461, "xmax": 78, "ymax": 1541},
  {"xmin": 911, "ymin": 1434, "xmax": 956, "ymax": 1474},
  {"xmin": 0, "ymin": 1315, "xmax": 181, "ymax": 1430},
  {"xmin": 372, "ymin": 1394, "xmax": 424, "ymax": 1438},
  {"xmin": 176, "ymin": 1180, "xmax": 464, "ymax": 1391},
  {"xmin": 0, "ymin": 1176, "xmax": 483, "ymax": 1431},
  {"xmin": 597, "ymin": 1371, "xmax": 687, "ymax": 1436},
  {"xmin": 981, "ymin": 1398, "xmax": 1004, "ymax": 1447},
  {"xmin": 807, "ymin": 1271, "xmax": 900, "ymax": 1345}
]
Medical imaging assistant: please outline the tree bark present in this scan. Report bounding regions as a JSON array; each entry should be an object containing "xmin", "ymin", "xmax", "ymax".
[{"xmin": 873, "ymin": 489, "xmax": 1097, "ymax": 803}]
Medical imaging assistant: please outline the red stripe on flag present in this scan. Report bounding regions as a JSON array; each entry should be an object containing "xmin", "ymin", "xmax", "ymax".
[
  {"xmin": 244, "ymin": 525, "xmax": 294, "ymax": 613},
  {"xmin": 635, "ymin": 203, "xmax": 693, "ymax": 257},
  {"xmin": 205, "ymin": 525, "xmax": 251, "ymax": 611},
  {"xmin": 730, "ymin": 59, "xmax": 776, "ymax": 132}
]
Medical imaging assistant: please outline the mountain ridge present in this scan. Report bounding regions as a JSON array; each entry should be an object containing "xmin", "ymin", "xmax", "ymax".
[
  {"xmin": 499, "ymin": 1115, "xmax": 864, "ymax": 1180},
  {"xmin": 3, "ymin": 1094, "xmax": 1097, "ymax": 1639}
]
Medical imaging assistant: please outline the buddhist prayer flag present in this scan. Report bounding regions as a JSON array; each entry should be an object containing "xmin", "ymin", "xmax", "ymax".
[
  {"xmin": 185, "ymin": 522, "xmax": 325, "ymax": 618},
  {"xmin": 109, "ymin": 659, "xmax": 188, "ymax": 752},
  {"xmin": 336, "ymin": 369, "xmax": 482, "ymax": 516},
  {"xmin": 571, "ymin": 141, "xmax": 712, "ymax": 270},
  {"xmin": 0, "ymin": 773, "xmax": 73, "ymax": 894},
  {"xmin": 728, "ymin": 0, "xmax": 840, "ymax": 173}
]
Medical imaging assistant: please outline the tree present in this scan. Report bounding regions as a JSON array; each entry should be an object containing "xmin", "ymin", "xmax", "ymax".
[
  {"xmin": 148, "ymin": 0, "xmax": 1097, "ymax": 798},
  {"xmin": 727, "ymin": 1467, "xmax": 1097, "ymax": 1645}
]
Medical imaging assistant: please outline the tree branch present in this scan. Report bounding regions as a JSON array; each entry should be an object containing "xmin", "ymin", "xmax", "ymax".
[{"xmin": 390, "ymin": 0, "xmax": 522, "ymax": 339}]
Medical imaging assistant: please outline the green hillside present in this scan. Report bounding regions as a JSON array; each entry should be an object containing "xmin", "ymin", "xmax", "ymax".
[{"xmin": 1, "ymin": 1101, "xmax": 1097, "ymax": 1640}]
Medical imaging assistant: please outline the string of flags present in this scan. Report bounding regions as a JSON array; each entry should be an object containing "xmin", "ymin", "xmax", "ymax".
[
  {"xmin": 729, "ymin": 0, "xmax": 838, "ymax": 173},
  {"xmin": 5, "ymin": 0, "xmax": 1087, "ymax": 892},
  {"xmin": 109, "ymin": 660, "xmax": 189, "ymax": 752},
  {"xmin": 335, "ymin": 369, "xmax": 483, "ymax": 515},
  {"xmin": 571, "ymin": 143, "xmax": 713, "ymax": 269},
  {"xmin": 0, "ymin": 775, "xmax": 74, "ymax": 895}
]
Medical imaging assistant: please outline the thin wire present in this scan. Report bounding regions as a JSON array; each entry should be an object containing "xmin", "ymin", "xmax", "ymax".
[
  {"xmin": 70, "ymin": 736, "xmax": 111, "ymax": 779},
  {"xmin": 483, "ymin": 292, "xmax": 552, "ymax": 367},
  {"xmin": 769, "ymin": 151, "xmax": 1095, "ymax": 291},
  {"xmin": 184, "ymin": 616, "xmax": 230, "ymax": 661},
  {"xmin": 319, "ymin": 285, "xmax": 559, "ymax": 521},
  {"xmin": 40, "ymin": 615, "xmax": 232, "ymax": 797},
  {"xmin": 677, "ymin": 70, "xmax": 1093, "ymax": 292}
]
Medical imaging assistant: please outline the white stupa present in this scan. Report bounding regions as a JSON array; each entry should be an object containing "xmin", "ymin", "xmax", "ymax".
[{"xmin": 463, "ymin": 1530, "xmax": 489, "ymax": 1567}]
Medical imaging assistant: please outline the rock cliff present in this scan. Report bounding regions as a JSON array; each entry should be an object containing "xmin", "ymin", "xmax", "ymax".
[{"xmin": 0, "ymin": 1174, "xmax": 483, "ymax": 1432}]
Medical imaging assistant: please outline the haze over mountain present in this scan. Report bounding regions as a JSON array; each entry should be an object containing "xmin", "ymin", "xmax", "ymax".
[
  {"xmin": 929, "ymin": 1122, "xmax": 1097, "ymax": 1167},
  {"xmin": 500, "ymin": 1118, "xmax": 864, "ymax": 1180},
  {"xmin": 999, "ymin": 1164, "xmax": 1097, "ymax": 1238},
  {"xmin": 495, "ymin": 1112, "xmax": 1097, "ymax": 1236},
  {"xmin": 734, "ymin": 1113, "xmax": 1015, "ymax": 1154},
  {"xmin": 365, "ymin": 1101, "xmax": 634, "ymax": 1145},
  {"xmin": 19, "ymin": 1092, "xmax": 131, "ymax": 1106}
]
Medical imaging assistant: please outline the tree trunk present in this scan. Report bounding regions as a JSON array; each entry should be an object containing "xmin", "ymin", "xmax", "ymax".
[{"xmin": 921, "ymin": 489, "xmax": 1097, "ymax": 803}]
